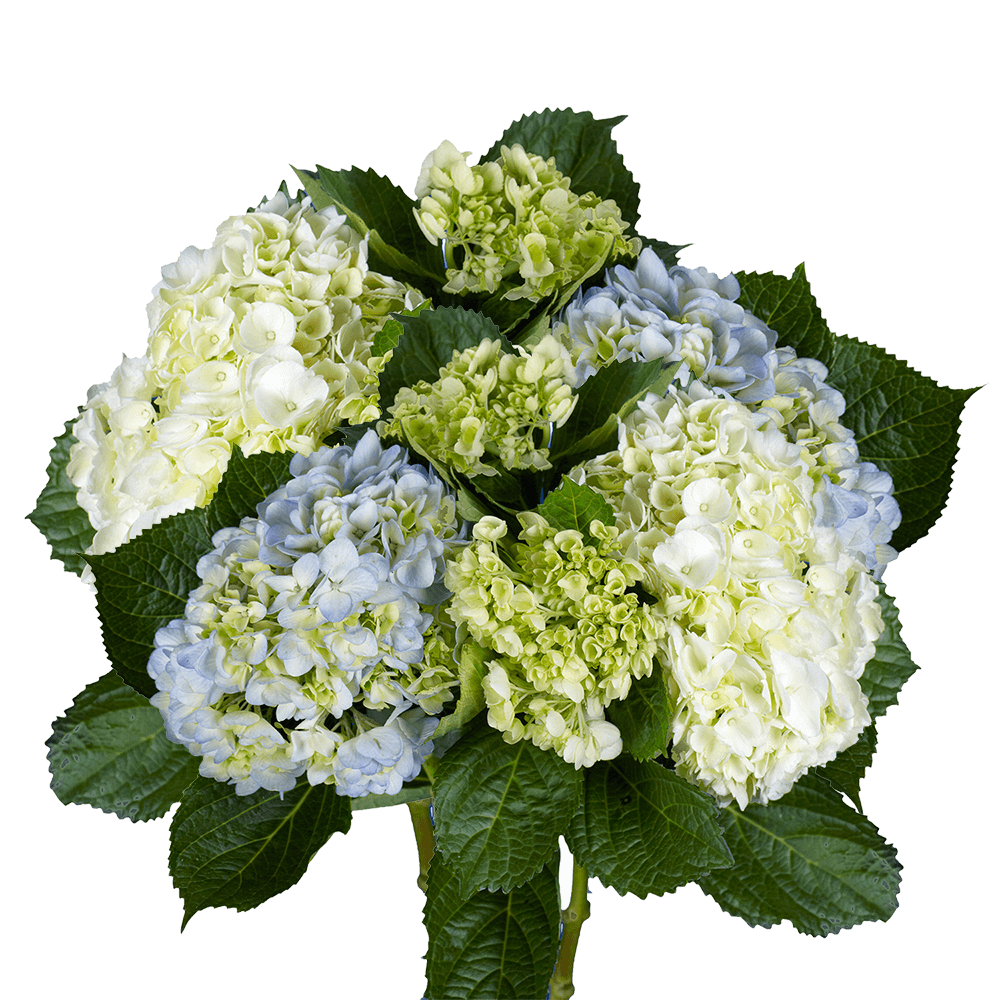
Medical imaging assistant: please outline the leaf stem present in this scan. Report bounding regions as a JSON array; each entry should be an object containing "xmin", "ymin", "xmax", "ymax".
[
  {"xmin": 548, "ymin": 860, "xmax": 590, "ymax": 1000},
  {"xmin": 407, "ymin": 797, "xmax": 435, "ymax": 893}
]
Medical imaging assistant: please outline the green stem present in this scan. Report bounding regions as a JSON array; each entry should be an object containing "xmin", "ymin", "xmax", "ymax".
[
  {"xmin": 407, "ymin": 797, "xmax": 435, "ymax": 893},
  {"xmin": 548, "ymin": 861, "xmax": 590, "ymax": 1000}
]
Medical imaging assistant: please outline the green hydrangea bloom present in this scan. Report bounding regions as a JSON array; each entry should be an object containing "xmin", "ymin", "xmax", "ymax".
[
  {"xmin": 413, "ymin": 140, "xmax": 640, "ymax": 301},
  {"xmin": 444, "ymin": 513, "xmax": 666, "ymax": 768},
  {"xmin": 380, "ymin": 334, "xmax": 576, "ymax": 478}
]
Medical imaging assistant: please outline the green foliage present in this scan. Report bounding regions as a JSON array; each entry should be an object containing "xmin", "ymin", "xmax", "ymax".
[
  {"xmin": 537, "ymin": 478, "xmax": 615, "ymax": 541},
  {"xmin": 423, "ymin": 852, "xmax": 561, "ymax": 1000},
  {"xmin": 46, "ymin": 670, "xmax": 198, "ymax": 821},
  {"xmin": 28, "ymin": 416, "xmax": 94, "ymax": 576},
  {"xmin": 862, "ymin": 585, "xmax": 920, "ymax": 719},
  {"xmin": 88, "ymin": 449, "xmax": 294, "ymax": 698},
  {"xmin": 376, "ymin": 305, "xmax": 509, "ymax": 414},
  {"xmin": 565, "ymin": 756, "xmax": 732, "ymax": 897},
  {"xmin": 432, "ymin": 641, "xmax": 491, "ymax": 743},
  {"xmin": 816, "ymin": 724, "xmax": 877, "ymax": 812},
  {"xmin": 698, "ymin": 773, "xmax": 901, "ymax": 936},
  {"xmin": 347, "ymin": 782, "xmax": 432, "ymax": 812},
  {"xmin": 293, "ymin": 164, "xmax": 442, "ymax": 293},
  {"xmin": 481, "ymin": 108, "xmax": 641, "ymax": 230},
  {"xmin": 432, "ymin": 715, "xmax": 583, "ymax": 897},
  {"xmin": 605, "ymin": 666, "xmax": 674, "ymax": 761},
  {"xmin": 636, "ymin": 236, "xmax": 687, "ymax": 268},
  {"xmin": 736, "ymin": 265, "xmax": 976, "ymax": 550},
  {"xmin": 170, "ymin": 777, "xmax": 351, "ymax": 929}
]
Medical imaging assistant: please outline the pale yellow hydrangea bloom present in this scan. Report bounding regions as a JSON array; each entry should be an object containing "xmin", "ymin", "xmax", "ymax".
[
  {"xmin": 575, "ymin": 387, "xmax": 883, "ymax": 806},
  {"xmin": 70, "ymin": 192, "xmax": 423, "ymax": 556},
  {"xmin": 414, "ymin": 140, "xmax": 639, "ymax": 300},
  {"xmin": 381, "ymin": 334, "xmax": 576, "ymax": 478}
]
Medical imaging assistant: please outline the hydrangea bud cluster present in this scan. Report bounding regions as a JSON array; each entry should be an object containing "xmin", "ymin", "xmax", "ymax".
[
  {"xmin": 413, "ymin": 140, "xmax": 640, "ymax": 301},
  {"xmin": 381, "ymin": 334, "xmax": 577, "ymax": 478},
  {"xmin": 147, "ymin": 431, "xmax": 464, "ymax": 798},
  {"xmin": 70, "ymin": 192, "xmax": 423, "ymax": 556},
  {"xmin": 444, "ymin": 513, "xmax": 665, "ymax": 768},
  {"xmin": 553, "ymin": 248, "xmax": 780, "ymax": 400},
  {"xmin": 576, "ymin": 389, "xmax": 883, "ymax": 807}
]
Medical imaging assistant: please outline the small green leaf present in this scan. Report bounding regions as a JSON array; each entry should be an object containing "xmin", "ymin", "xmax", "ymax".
[
  {"xmin": 372, "ymin": 316, "xmax": 404, "ymax": 357},
  {"xmin": 46, "ymin": 671, "xmax": 199, "ymax": 821},
  {"xmin": 203, "ymin": 448, "xmax": 294, "ymax": 535},
  {"xmin": 550, "ymin": 358, "xmax": 680, "ymax": 462},
  {"xmin": 637, "ymin": 236, "xmax": 688, "ymax": 268},
  {"xmin": 28, "ymin": 416, "xmax": 95, "ymax": 576},
  {"xmin": 862, "ymin": 584, "xmax": 919, "ymax": 720},
  {"xmin": 294, "ymin": 164, "xmax": 441, "ymax": 291},
  {"xmin": 377, "ymin": 306, "xmax": 509, "ymax": 415},
  {"xmin": 698, "ymin": 773, "xmax": 901, "ymax": 936},
  {"xmin": 606, "ymin": 666, "xmax": 674, "ymax": 761},
  {"xmin": 481, "ymin": 108, "xmax": 640, "ymax": 228},
  {"xmin": 348, "ymin": 781, "xmax": 432, "ymax": 812},
  {"xmin": 432, "ymin": 715, "xmax": 583, "ymax": 897},
  {"xmin": 170, "ymin": 777, "xmax": 351, "ymax": 929},
  {"xmin": 816, "ymin": 724, "xmax": 877, "ymax": 813},
  {"xmin": 537, "ymin": 478, "xmax": 614, "ymax": 540},
  {"xmin": 423, "ymin": 852, "xmax": 561, "ymax": 1000},
  {"xmin": 433, "ymin": 643, "xmax": 491, "ymax": 742},
  {"xmin": 565, "ymin": 757, "xmax": 732, "ymax": 898}
]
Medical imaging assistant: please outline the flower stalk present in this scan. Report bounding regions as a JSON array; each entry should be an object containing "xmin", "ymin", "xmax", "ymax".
[{"xmin": 549, "ymin": 860, "xmax": 590, "ymax": 1000}]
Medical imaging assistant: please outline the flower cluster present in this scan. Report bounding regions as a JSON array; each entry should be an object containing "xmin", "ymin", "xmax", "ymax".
[
  {"xmin": 554, "ymin": 248, "xmax": 780, "ymax": 400},
  {"xmin": 414, "ymin": 141, "xmax": 640, "ymax": 300},
  {"xmin": 381, "ymin": 334, "xmax": 577, "ymax": 478},
  {"xmin": 576, "ymin": 388, "xmax": 883, "ymax": 806},
  {"xmin": 147, "ymin": 430, "xmax": 463, "ymax": 797},
  {"xmin": 69, "ymin": 192, "xmax": 423, "ymax": 556},
  {"xmin": 444, "ymin": 513, "xmax": 665, "ymax": 768}
]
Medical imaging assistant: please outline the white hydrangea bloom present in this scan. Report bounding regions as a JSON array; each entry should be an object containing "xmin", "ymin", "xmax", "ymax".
[
  {"xmin": 576, "ymin": 388, "xmax": 883, "ymax": 807},
  {"xmin": 147, "ymin": 431, "xmax": 464, "ymax": 797},
  {"xmin": 70, "ymin": 192, "xmax": 423, "ymax": 557}
]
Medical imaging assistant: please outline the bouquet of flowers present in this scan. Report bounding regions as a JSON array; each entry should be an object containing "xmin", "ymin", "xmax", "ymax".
[{"xmin": 31, "ymin": 109, "xmax": 974, "ymax": 999}]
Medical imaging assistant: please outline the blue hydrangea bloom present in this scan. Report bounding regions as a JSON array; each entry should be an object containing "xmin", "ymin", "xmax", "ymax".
[{"xmin": 147, "ymin": 430, "xmax": 464, "ymax": 797}]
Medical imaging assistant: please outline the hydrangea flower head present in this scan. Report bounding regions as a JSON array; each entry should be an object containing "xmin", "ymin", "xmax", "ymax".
[
  {"xmin": 444, "ymin": 512, "xmax": 666, "ymax": 768},
  {"xmin": 554, "ymin": 247, "xmax": 779, "ymax": 401},
  {"xmin": 414, "ymin": 141, "xmax": 640, "ymax": 301},
  {"xmin": 70, "ymin": 192, "xmax": 424, "ymax": 557},
  {"xmin": 147, "ymin": 430, "xmax": 464, "ymax": 797},
  {"xmin": 381, "ymin": 334, "xmax": 577, "ymax": 478},
  {"xmin": 576, "ymin": 388, "xmax": 884, "ymax": 806}
]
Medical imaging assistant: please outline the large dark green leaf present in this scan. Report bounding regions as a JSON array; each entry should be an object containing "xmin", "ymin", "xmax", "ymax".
[
  {"xmin": 423, "ymin": 852, "xmax": 561, "ymax": 1000},
  {"xmin": 170, "ymin": 777, "xmax": 351, "ymax": 929},
  {"xmin": 698, "ymin": 773, "xmax": 901, "ymax": 936},
  {"xmin": 432, "ymin": 715, "xmax": 583, "ymax": 897},
  {"xmin": 46, "ymin": 670, "xmax": 198, "ymax": 821},
  {"xmin": 566, "ymin": 756, "xmax": 732, "ymax": 897},
  {"xmin": 28, "ymin": 416, "xmax": 94, "ymax": 576},
  {"xmin": 816, "ymin": 724, "xmax": 877, "ymax": 813},
  {"xmin": 736, "ymin": 265, "xmax": 976, "ymax": 550}
]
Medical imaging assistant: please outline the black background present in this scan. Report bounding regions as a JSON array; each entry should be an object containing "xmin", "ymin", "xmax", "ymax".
[{"xmin": 31, "ymin": 97, "xmax": 984, "ymax": 988}]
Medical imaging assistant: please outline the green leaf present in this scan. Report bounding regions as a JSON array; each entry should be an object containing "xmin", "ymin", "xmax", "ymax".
[
  {"xmin": 372, "ymin": 315, "xmax": 404, "ymax": 357},
  {"xmin": 537, "ymin": 478, "xmax": 614, "ymax": 541},
  {"xmin": 348, "ymin": 782, "xmax": 432, "ymax": 812},
  {"xmin": 698, "ymin": 772, "xmax": 901, "ymax": 936},
  {"xmin": 89, "ymin": 507, "xmax": 212, "ymax": 698},
  {"xmin": 481, "ymin": 108, "xmax": 640, "ymax": 228},
  {"xmin": 294, "ymin": 165, "xmax": 442, "ymax": 291},
  {"xmin": 423, "ymin": 851, "xmax": 561, "ymax": 1000},
  {"xmin": 89, "ymin": 449, "xmax": 295, "ymax": 698},
  {"xmin": 637, "ymin": 236, "xmax": 688, "ymax": 268},
  {"xmin": 816, "ymin": 724, "xmax": 877, "ymax": 813},
  {"xmin": 606, "ymin": 666, "xmax": 674, "ymax": 761},
  {"xmin": 550, "ymin": 358, "xmax": 680, "ymax": 463},
  {"xmin": 377, "ymin": 306, "xmax": 509, "ymax": 415},
  {"xmin": 46, "ymin": 671, "xmax": 199, "ymax": 821},
  {"xmin": 861, "ymin": 584, "xmax": 919, "ymax": 720},
  {"xmin": 170, "ymin": 777, "xmax": 351, "ymax": 929},
  {"xmin": 28, "ymin": 416, "xmax": 95, "ymax": 576},
  {"xmin": 565, "ymin": 756, "xmax": 732, "ymax": 898},
  {"xmin": 736, "ymin": 265, "xmax": 976, "ymax": 550},
  {"xmin": 432, "ymin": 643, "xmax": 491, "ymax": 742},
  {"xmin": 432, "ymin": 715, "xmax": 583, "ymax": 897}
]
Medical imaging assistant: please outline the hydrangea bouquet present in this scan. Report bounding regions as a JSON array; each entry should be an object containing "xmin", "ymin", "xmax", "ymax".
[{"xmin": 31, "ymin": 110, "xmax": 974, "ymax": 999}]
